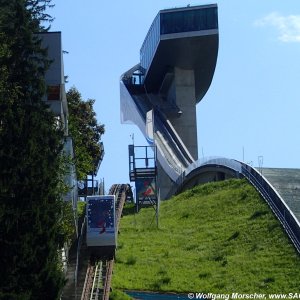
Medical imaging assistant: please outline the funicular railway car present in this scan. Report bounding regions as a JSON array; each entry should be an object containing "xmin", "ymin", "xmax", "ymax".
[{"xmin": 86, "ymin": 195, "xmax": 116, "ymax": 258}]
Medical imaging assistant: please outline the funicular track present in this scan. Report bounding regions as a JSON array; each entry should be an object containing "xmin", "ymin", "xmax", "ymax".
[{"xmin": 80, "ymin": 184, "xmax": 131, "ymax": 300}]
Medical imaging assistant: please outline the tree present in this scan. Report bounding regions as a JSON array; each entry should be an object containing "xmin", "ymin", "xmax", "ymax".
[
  {"xmin": 67, "ymin": 87, "xmax": 105, "ymax": 180},
  {"xmin": 0, "ymin": 1, "xmax": 66, "ymax": 298}
]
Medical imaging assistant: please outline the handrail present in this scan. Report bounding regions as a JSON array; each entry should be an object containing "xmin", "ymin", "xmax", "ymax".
[
  {"xmin": 155, "ymin": 109, "xmax": 194, "ymax": 165},
  {"xmin": 175, "ymin": 156, "xmax": 242, "ymax": 187},
  {"xmin": 121, "ymin": 79, "xmax": 193, "ymax": 180},
  {"xmin": 176, "ymin": 157, "xmax": 300, "ymax": 254},
  {"xmin": 134, "ymin": 85, "xmax": 192, "ymax": 178},
  {"xmin": 165, "ymin": 119, "xmax": 195, "ymax": 164},
  {"xmin": 240, "ymin": 162, "xmax": 300, "ymax": 253},
  {"xmin": 142, "ymin": 87, "xmax": 192, "ymax": 169}
]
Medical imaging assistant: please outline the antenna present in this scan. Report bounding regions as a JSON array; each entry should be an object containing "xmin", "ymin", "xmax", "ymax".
[{"xmin": 130, "ymin": 133, "xmax": 134, "ymax": 145}]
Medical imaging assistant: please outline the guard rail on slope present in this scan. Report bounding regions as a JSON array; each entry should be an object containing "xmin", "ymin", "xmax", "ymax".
[
  {"xmin": 155, "ymin": 109, "xmax": 194, "ymax": 166},
  {"xmin": 175, "ymin": 157, "xmax": 300, "ymax": 254},
  {"xmin": 240, "ymin": 162, "xmax": 300, "ymax": 254},
  {"xmin": 121, "ymin": 80, "xmax": 194, "ymax": 182}
]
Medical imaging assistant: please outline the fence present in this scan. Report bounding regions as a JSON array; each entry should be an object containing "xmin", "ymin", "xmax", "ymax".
[{"xmin": 176, "ymin": 157, "xmax": 300, "ymax": 253}]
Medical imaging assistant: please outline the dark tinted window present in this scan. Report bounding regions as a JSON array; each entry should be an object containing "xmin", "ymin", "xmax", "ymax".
[{"xmin": 160, "ymin": 7, "xmax": 218, "ymax": 35}]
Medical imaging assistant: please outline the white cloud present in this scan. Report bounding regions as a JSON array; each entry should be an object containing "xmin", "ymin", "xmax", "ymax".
[{"xmin": 254, "ymin": 12, "xmax": 300, "ymax": 42}]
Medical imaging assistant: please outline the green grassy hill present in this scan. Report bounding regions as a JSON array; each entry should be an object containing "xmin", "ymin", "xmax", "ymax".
[{"xmin": 112, "ymin": 179, "xmax": 300, "ymax": 295}]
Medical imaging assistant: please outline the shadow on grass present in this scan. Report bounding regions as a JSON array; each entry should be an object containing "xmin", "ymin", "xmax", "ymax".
[{"xmin": 122, "ymin": 203, "xmax": 136, "ymax": 216}]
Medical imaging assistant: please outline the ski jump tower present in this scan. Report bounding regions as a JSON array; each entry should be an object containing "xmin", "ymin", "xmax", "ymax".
[{"xmin": 121, "ymin": 4, "xmax": 219, "ymax": 199}]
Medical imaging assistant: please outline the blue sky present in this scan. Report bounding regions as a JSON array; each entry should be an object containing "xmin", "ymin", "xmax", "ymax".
[{"xmin": 50, "ymin": 1, "xmax": 300, "ymax": 191}]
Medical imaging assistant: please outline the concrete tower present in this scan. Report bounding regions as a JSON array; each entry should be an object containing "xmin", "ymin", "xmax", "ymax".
[{"xmin": 121, "ymin": 4, "xmax": 219, "ymax": 199}]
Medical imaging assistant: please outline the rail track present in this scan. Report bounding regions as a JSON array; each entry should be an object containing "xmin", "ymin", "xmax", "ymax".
[{"xmin": 79, "ymin": 184, "xmax": 131, "ymax": 300}]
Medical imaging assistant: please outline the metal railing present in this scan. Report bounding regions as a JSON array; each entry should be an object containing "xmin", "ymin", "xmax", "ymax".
[
  {"xmin": 240, "ymin": 162, "xmax": 300, "ymax": 253},
  {"xmin": 175, "ymin": 156, "xmax": 242, "ymax": 186},
  {"xmin": 175, "ymin": 157, "xmax": 300, "ymax": 254}
]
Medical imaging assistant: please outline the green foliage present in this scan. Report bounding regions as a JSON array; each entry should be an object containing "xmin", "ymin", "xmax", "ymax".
[
  {"xmin": 125, "ymin": 255, "xmax": 137, "ymax": 265},
  {"xmin": 59, "ymin": 201, "xmax": 76, "ymax": 246},
  {"xmin": 109, "ymin": 290, "xmax": 133, "ymax": 300},
  {"xmin": 77, "ymin": 200, "xmax": 86, "ymax": 230},
  {"xmin": 77, "ymin": 201, "xmax": 86, "ymax": 219},
  {"xmin": 122, "ymin": 203, "xmax": 136, "ymax": 216},
  {"xmin": 0, "ymin": 0, "xmax": 66, "ymax": 298},
  {"xmin": 25, "ymin": 0, "xmax": 55, "ymax": 31},
  {"xmin": 113, "ymin": 179, "xmax": 300, "ymax": 294},
  {"xmin": 67, "ymin": 87, "xmax": 105, "ymax": 179}
]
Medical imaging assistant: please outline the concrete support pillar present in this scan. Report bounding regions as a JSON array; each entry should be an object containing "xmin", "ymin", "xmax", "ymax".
[
  {"xmin": 156, "ymin": 68, "xmax": 199, "ymax": 199},
  {"xmin": 157, "ymin": 162, "xmax": 174, "ymax": 200},
  {"xmin": 171, "ymin": 67, "xmax": 198, "ymax": 161}
]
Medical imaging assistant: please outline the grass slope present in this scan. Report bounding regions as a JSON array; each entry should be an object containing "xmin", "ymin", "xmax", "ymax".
[{"xmin": 112, "ymin": 179, "xmax": 300, "ymax": 294}]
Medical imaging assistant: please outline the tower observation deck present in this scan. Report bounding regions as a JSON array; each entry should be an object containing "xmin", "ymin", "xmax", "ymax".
[{"xmin": 121, "ymin": 4, "xmax": 219, "ymax": 198}]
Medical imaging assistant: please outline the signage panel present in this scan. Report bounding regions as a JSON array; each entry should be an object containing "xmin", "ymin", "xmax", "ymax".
[
  {"xmin": 136, "ymin": 178, "xmax": 157, "ymax": 201},
  {"xmin": 86, "ymin": 195, "xmax": 116, "ymax": 247}
]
